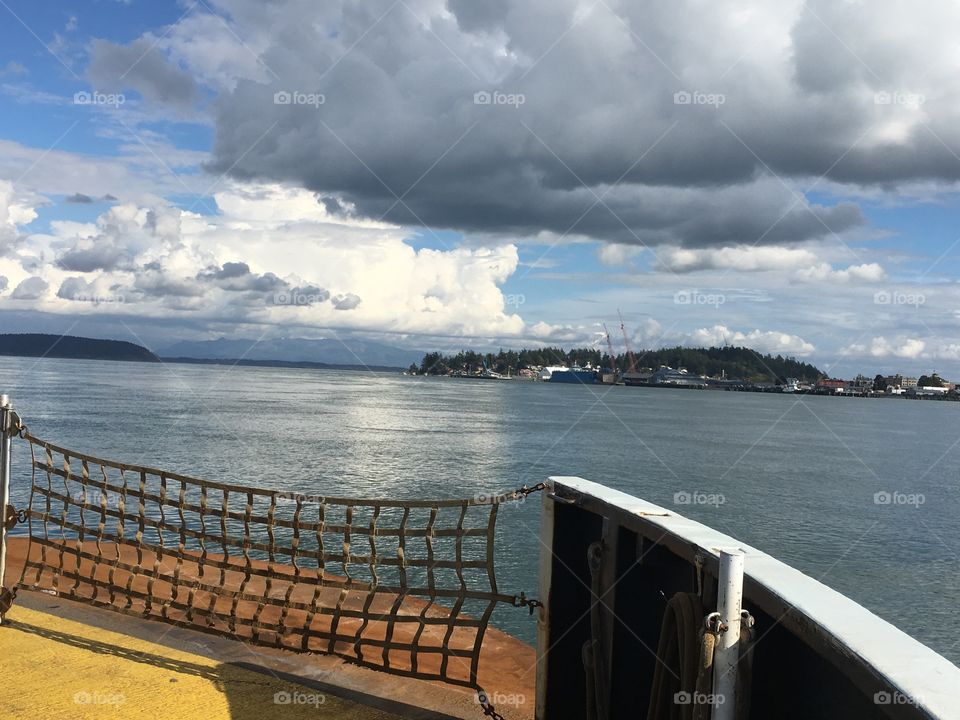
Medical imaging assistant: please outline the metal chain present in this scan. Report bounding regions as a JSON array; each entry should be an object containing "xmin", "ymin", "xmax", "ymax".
[
  {"xmin": 512, "ymin": 590, "xmax": 543, "ymax": 615},
  {"xmin": 478, "ymin": 691, "xmax": 508, "ymax": 720},
  {"xmin": 516, "ymin": 482, "xmax": 546, "ymax": 497}
]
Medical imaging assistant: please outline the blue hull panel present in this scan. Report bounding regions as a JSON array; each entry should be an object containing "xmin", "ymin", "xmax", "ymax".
[{"xmin": 548, "ymin": 370, "xmax": 598, "ymax": 384}]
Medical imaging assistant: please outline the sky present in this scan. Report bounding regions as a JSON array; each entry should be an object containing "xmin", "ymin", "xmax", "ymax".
[{"xmin": 0, "ymin": 0, "xmax": 959, "ymax": 376}]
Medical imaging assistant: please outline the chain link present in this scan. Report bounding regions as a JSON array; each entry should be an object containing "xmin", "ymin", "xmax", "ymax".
[
  {"xmin": 512, "ymin": 590, "xmax": 543, "ymax": 615},
  {"xmin": 478, "ymin": 691, "xmax": 508, "ymax": 720},
  {"xmin": 516, "ymin": 482, "xmax": 546, "ymax": 497}
]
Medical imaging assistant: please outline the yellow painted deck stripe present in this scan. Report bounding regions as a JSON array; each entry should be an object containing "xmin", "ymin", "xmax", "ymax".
[{"xmin": 0, "ymin": 605, "xmax": 401, "ymax": 719}]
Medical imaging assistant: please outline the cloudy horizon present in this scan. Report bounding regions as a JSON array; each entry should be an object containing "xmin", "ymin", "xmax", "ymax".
[{"xmin": 2, "ymin": 0, "xmax": 959, "ymax": 376}]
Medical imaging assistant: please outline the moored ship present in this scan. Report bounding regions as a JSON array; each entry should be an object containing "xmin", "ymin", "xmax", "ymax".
[{"xmin": 545, "ymin": 366, "xmax": 598, "ymax": 384}]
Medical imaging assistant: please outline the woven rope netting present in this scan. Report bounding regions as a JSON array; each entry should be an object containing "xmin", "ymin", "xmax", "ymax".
[{"xmin": 14, "ymin": 433, "xmax": 532, "ymax": 690}]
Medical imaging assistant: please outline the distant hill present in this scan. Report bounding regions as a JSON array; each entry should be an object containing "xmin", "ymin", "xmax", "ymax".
[
  {"xmin": 0, "ymin": 334, "xmax": 160, "ymax": 363},
  {"xmin": 159, "ymin": 337, "xmax": 423, "ymax": 369}
]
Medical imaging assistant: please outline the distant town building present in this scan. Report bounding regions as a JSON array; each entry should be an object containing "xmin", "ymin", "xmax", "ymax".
[
  {"xmin": 815, "ymin": 379, "xmax": 847, "ymax": 394},
  {"xmin": 901, "ymin": 377, "xmax": 919, "ymax": 389}
]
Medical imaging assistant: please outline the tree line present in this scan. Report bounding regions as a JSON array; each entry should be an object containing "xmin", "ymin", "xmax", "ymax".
[{"xmin": 411, "ymin": 345, "xmax": 824, "ymax": 383}]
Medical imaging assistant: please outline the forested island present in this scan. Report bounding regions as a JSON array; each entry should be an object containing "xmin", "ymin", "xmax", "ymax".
[
  {"xmin": 0, "ymin": 334, "xmax": 160, "ymax": 362},
  {"xmin": 412, "ymin": 345, "xmax": 824, "ymax": 383}
]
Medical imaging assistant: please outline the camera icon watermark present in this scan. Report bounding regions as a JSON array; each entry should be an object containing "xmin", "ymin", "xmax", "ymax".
[
  {"xmin": 74, "ymin": 90, "xmax": 125, "ymax": 107},
  {"xmin": 673, "ymin": 490, "xmax": 726, "ymax": 508},
  {"xmin": 673, "ymin": 90, "xmax": 725, "ymax": 107},
  {"xmin": 873, "ymin": 290, "xmax": 925, "ymax": 308},
  {"xmin": 873, "ymin": 490, "xmax": 925, "ymax": 508},
  {"xmin": 474, "ymin": 90, "xmax": 525, "ymax": 108},
  {"xmin": 274, "ymin": 90, "xmax": 325, "ymax": 108},
  {"xmin": 674, "ymin": 289, "xmax": 725, "ymax": 308}
]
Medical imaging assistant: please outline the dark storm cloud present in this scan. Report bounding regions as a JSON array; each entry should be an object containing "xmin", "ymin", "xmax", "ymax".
[
  {"xmin": 57, "ymin": 243, "xmax": 127, "ymax": 272},
  {"xmin": 95, "ymin": 0, "xmax": 955, "ymax": 248},
  {"xmin": 211, "ymin": 261, "xmax": 250, "ymax": 279},
  {"xmin": 197, "ymin": 261, "xmax": 287, "ymax": 292},
  {"xmin": 319, "ymin": 195, "xmax": 346, "ymax": 216},
  {"xmin": 88, "ymin": 38, "xmax": 199, "ymax": 109},
  {"xmin": 447, "ymin": 0, "xmax": 510, "ymax": 33}
]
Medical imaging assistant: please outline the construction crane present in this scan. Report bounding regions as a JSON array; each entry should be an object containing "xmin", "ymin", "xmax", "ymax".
[
  {"xmin": 602, "ymin": 323, "xmax": 618, "ymax": 376},
  {"xmin": 618, "ymin": 309, "xmax": 638, "ymax": 374}
]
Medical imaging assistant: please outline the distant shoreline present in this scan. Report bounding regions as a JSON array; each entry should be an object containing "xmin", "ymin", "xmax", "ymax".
[
  {"xmin": 0, "ymin": 352, "xmax": 403, "ymax": 372},
  {"xmin": 159, "ymin": 357, "xmax": 404, "ymax": 372}
]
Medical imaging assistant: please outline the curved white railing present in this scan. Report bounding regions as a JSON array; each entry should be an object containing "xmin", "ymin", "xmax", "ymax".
[{"xmin": 538, "ymin": 477, "xmax": 960, "ymax": 720}]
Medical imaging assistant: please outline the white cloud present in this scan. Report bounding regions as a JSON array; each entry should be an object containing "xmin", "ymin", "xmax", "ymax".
[
  {"xmin": 598, "ymin": 243, "xmax": 645, "ymax": 267},
  {"xmin": 795, "ymin": 262, "xmax": 886, "ymax": 283},
  {"xmin": 843, "ymin": 336, "xmax": 926, "ymax": 359},
  {"xmin": 0, "ymin": 183, "xmax": 527, "ymax": 339},
  {"xmin": 0, "ymin": 180, "xmax": 39, "ymax": 249},
  {"xmin": 656, "ymin": 245, "xmax": 819, "ymax": 273},
  {"xmin": 688, "ymin": 324, "xmax": 815, "ymax": 355}
]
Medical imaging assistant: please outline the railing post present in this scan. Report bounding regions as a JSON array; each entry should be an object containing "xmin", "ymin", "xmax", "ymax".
[
  {"xmin": 0, "ymin": 394, "xmax": 12, "ymax": 625},
  {"xmin": 535, "ymin": 482, "xmax": 555, "ymax": 720},
  {"xmin": 711, "ymin": 549, "xmax": 744, "ymax": 720}
]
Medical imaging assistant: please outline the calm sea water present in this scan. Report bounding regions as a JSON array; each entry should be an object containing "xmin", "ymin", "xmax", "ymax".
[{"xmin": 1, "ymin": 356, "xmax": 959, "ymax": 662}]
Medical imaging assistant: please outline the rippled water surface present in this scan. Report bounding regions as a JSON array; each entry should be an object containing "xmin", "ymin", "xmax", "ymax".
[{"xmin": 2, "ymin": 356, "xmax": 959, "ymax": 660}]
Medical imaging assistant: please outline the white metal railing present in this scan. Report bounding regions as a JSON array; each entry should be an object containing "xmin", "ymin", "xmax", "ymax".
[{"xmin": 536, "ymin": 476, "xmax": 960, "ymax": 720}]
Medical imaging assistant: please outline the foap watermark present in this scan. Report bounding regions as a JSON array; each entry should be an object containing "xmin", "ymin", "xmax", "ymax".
[
  {"xmin": 674, "ymin": 490, "xmax": 726, "ymax": 508},
  {"xmin": 476, "ymin": 690, "xmax": 527, "ymax": 709},
  {"xmin": 674, "ymin": 691, "xmax": 725, "ymax": 707},
  {"xmin": 273, "ymin": 291, "xmax": 327, "ymax": 306},
  {"xmin": 874, "ymin": 690, "xmax": 922, "ymax": 707},
  {"xmin": 505, "ymin": 293, "xmax": 525, "ymax": 308},
  {"xmin": 274, "ymin": 90, "xmax": 325, "ymax": 108},
  {"xmin": 874, "ymin": 491, "xmax": 925, "ymax": 508},
  {"xmin": 72, "ymin": 292, "xmax": 124, "ymax": 306},
  {"xmin": 874, "ymin": 90, "xmax": 925, "ymax": 108},
  {"xmin": 474, "ymin": 489, "xmax": 530, "ymax": 508},
  {"xmin": 674, "ymin": 289, "xmax": 725, "ymax": 308},
  {"xmin": 69, "ymin": 489, "xmax": 124, "ymax": 508},
  {"xmin": 275, "ymin": 491, "xmax": 324, "ymax": 505},
  {"xmin": 274, "ymin": 691, "xmax": 326, "ymax": 707},
  {"xmin": 873, "ymin": 290, "xmax": 925, "ymax": 308},
  {"xmin": 474, "ymin": 90, "xmax": 525, "ymax": 108},
  {"xmin": 673, "ymin": 90, "xmax": 725, "ymax": 107},
  {"xmin": 74, "ymin": 90, "xmax": 125, "ymax": 107},
  {"xmin": 74, "ymin": 691, "xmax": 125, "ymax": 706}
]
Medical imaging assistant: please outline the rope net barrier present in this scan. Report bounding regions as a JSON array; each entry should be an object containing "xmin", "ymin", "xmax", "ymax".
[{"xmin": 12, "ymin": 432, "xmax": 539, "ymax": 694}]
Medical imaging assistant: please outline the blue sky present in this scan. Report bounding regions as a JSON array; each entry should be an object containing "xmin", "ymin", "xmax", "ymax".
[{"xmin": 1, "ymin": 0, "xmax": 959, "ymax": 377}]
